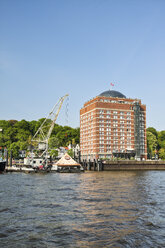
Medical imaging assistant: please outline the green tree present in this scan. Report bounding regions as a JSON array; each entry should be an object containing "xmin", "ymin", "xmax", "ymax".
[
  {"xmin": 52, "ymin": 123, "xmax": 63, "ymax": 136},
  {"xmin": 4, "ymin": 126, "xmax": 17, "ymax": 144},
  {"xmin": 17, "ymin": 140, "xmax": 29, "ymax": 151},
  {"xmin": 48, "ymin": 137, "xmax": 59, "ymax": 160},
  {"xmin": 8, "ymin": 142, "xmax": 20, "ymax": 159},
  {"xmin": 147, "ymin": 131, "xmax": 157, "ymax": 158},
  {"xmin": 159, "ymin": 148, "xmax": 165, "ymax": 160},
  {"xmin": 14, "ymin": 119, "xmax": 30, "ymax": 130},
  {"xmin": 0, "ymin": 120, "xmax": 12, "ymax": 129},
  {"xmin": 56, "ymin": 130, "xmax": 68, "ymax": 146},
  {"xmin": 158, "ymin": 131, "xmax": 165, "ymax": 149},
  {"xmin": 29, "ymin": 120, "xmax": 38, "ymax": 136},
  {"xmin": 8, "ymin": 120, "xmax": 18, "ymax": 126},
  {"xmin": 147, "ymin": 127, "xmax": 158, "ymax": 138},
  {"xmin": 15, "ymin": 129, "xmax": 31, "ymax": 142},
  {"xmin": 49, "ymin": 137, "xmax": 60, "ymax": 149},
  {"xmin": 67, "ymin": 149, "xmax": 74, "ymax": 158},
  {"xmin": 49, "ymin": 149, "xmax": 58, "ymax": 159}
]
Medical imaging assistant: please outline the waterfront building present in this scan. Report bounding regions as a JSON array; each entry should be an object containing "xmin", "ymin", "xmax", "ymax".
[{"xmin": 80, "ymin": 90, "xmax": 147, "ymax": 161}]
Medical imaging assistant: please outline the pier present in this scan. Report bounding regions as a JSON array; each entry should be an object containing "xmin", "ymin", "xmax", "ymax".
[{"xmin": 82, "ymin": 160, "xmax": 165, "ymax": 171}]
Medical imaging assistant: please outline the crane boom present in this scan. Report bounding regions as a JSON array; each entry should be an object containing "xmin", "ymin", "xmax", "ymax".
[
  {"xmin": 31, "ymin": 94, "xmax": 69, "ymax": 167},
  {"xmin": 46, "ymin": 95, "xmax": 68, "ymax": 142}
]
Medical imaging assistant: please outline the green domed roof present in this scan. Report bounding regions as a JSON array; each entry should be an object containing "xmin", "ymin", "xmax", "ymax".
[{"xmin": 99, "ymin": 90, "xmax": 126, "ymax": 98}]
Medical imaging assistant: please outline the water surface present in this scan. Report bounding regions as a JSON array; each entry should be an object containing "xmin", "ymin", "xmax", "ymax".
[{"xmin": 0, "ymin": 171, "xmax": 165, "ymax": 247}]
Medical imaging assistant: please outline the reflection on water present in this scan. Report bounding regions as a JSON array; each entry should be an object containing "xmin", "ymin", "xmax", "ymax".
[{"xmin": 0, "ymin": 171, "xmax": 165, "ymax": 247}]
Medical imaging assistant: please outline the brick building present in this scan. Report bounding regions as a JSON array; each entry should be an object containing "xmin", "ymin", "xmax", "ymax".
[{"xmin": 80, "ymin": 90, "xmax": 147, "ymax": 161}]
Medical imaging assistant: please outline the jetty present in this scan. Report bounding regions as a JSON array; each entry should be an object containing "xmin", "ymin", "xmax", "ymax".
[{"xmin": 82, "ymin": 160, "xmax": 165, "ymax": 171}]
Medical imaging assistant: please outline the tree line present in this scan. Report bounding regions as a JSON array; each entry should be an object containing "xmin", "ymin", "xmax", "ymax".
[{"xmin": 0, "ymin": 119, "xmax": 79, "ymax": 158}]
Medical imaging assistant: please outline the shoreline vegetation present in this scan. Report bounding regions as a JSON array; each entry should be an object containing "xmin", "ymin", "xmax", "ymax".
[
  {"xmin": 0, "ymin": 120, "xmax": 165, "ymax": 160},
  {"xmin": 0, "ymin": 119, "xmax": 79, "ymax": 159}
]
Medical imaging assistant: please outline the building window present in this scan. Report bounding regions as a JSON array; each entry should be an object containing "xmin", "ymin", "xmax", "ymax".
[
  {"xmin": 99, "ymin": 141, "xmax": 104, "ymax": 144},
  {"xmin": 99, "ymin": 128, "xmax": 104, "ymax": 131},
  {"xmin": 99, "ymin": 132, "xmax": 104, "ymax": 136}
]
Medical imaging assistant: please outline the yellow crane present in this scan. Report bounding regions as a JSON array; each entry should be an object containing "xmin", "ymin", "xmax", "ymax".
[{"xmin": 31, "ymin": 94, "xmax": 69, "ymax": 167}]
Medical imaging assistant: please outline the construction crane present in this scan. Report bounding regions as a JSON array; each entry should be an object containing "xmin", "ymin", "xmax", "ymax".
[{"xmin": 31, "ymin": 94, "xmax": 69, "ymax": 167}]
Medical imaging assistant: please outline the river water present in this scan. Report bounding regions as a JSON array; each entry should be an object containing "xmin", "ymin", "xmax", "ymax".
[{"xmin": 0, "ymin": 171, "xmax": 165, "ymax": 248}]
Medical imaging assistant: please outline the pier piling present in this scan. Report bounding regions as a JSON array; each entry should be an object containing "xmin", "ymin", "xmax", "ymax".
[{"xmin": 10, "ymin": 150, "xmax": 12, "ymax": 167}]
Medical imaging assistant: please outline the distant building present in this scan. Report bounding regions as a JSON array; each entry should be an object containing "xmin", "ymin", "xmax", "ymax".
[
  {"xmin": 68, "ymin": 143, "xmax": 80, "ymax": 160},
  {"xmin": 80, "ymin": 90, "xmax": 147, "ymax": 161},
  {"xmin": 57, "ymin": 147, "xmax": 69, "ymax": 158},
  {"xmin": 19, "ymin": 150, "xmax": 26, "ymax": 158}
]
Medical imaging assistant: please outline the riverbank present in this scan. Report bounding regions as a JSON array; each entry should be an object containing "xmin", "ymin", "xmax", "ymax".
[{"xmin": 4, "ymin": 160, "xmax": 165, "ymax": 172}]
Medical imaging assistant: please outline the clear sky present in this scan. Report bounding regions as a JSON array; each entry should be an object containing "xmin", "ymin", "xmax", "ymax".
[{"xmin": 1, "ymin": 0, "xmax": 165, "ymax": 130}]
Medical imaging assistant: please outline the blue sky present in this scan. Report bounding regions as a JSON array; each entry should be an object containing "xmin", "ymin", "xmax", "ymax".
[{"xmin": 1, "ymin": 0, "xmax": 165, "ymax": 130}]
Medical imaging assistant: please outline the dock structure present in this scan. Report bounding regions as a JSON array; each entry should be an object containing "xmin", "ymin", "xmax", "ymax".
[{"xmin": 84, "ymin": 160, "xmax": 165, "ymax": 171}]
